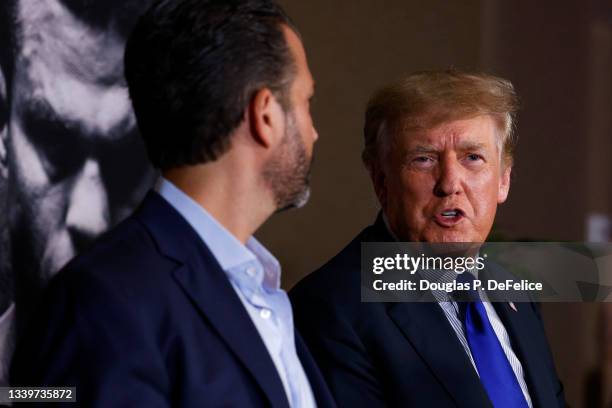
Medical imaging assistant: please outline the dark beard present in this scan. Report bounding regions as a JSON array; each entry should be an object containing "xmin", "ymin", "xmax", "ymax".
[{"xmin": 262, "ymin": 111, "xmax": 312, "ymax": 213}]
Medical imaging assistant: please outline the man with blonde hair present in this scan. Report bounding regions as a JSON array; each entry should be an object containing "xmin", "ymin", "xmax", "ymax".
[{"xmin": 291, "ymin": 70, "xmax": 566, "ymax": 407}]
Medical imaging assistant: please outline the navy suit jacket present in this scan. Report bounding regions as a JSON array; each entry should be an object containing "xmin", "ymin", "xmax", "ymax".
[
  {"xmin": 10, "ymin": 192, "xmax": 335, "ymax": 408},
  {"xmin": 290, "ymin": 215, "xmax": 566, "ymax": 408}
]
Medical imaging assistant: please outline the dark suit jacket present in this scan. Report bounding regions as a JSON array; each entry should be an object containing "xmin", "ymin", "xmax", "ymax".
[
  {"xmin": 10, "ymin": 192, "xmax": 335, "ymax": 408},
  {"xmin": 290, "ymin": 215, "xmax": 566, "ymax": 408}
]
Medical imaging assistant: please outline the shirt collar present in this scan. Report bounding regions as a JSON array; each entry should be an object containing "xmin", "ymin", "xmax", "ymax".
[
  {"xmin": 155, "ymin": 177, "xmax": 280, "ymax": 289},
  {"xmin": 381, "ymin": 212, "xmax": 482, "ymax": 301}
]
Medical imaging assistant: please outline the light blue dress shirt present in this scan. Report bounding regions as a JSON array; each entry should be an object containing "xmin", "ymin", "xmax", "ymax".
[{"xmin": 156, "ymin": 177, "xmax": 316, "ymax": 408}]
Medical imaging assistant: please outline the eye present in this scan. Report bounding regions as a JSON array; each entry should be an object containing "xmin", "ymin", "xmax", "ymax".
[
  {"xmin": 410, "ymin": 156, "xmax": 436, "ymax": 169},
  {"xmin": 466, "ymin": 153, "xmax": 483, "ymax": 162},
  {"xmin": 414, "ymin": 156, "xmax": 431, "ymax": 162},
  {"xmin": 22, "ymin": 111, "xmax": 87, "ymax": 183}
]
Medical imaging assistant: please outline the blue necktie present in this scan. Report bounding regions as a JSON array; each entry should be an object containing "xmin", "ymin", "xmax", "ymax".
[{"xmin": 455, "ymin": 272, "xmax": 529, "ymax": 408}]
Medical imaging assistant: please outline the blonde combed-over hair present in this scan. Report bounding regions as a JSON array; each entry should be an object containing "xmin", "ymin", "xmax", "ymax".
[{"xmin": 362, "ymin": 70, "xmax": 519, "ymax": 172}]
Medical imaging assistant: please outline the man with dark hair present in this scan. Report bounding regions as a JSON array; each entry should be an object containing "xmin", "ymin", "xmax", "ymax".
[
  {"xmin": 291, "ymin": 71, "xmax": 565, "ymax": 407},
  {"xmin": 0, "ymin": 0, "xmax": 156, "ymax": 387},
  {"xmin": 10, "ymin": 1, "xmax": 335, "ymax": 407}
]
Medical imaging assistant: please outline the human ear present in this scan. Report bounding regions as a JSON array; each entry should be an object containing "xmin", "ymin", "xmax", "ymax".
[
  {"xmin": 370, "ymin": 163, "xmax": 388, "ymax": 210},
  {"xmin": 247, "ymin": 88, "xmax": 285, "ymax": 149},
  {"xmin": 497, "ymin": 164, "xmax": 511, "ymax": 204}
]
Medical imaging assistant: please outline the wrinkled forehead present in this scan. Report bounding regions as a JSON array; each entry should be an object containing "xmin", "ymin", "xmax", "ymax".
[
  {"xmin": 394, "ymin": 115, "xmax": 501, "ymax": 149},
  {"xmin": 16, "ymin": 0, "xmax": 125, "ymax": 85}
]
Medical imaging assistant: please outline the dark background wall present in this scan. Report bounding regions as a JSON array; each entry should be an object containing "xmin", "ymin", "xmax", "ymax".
[{"xmin": 480, "ymin": 2, "xmax": 611, "ymax": 406}]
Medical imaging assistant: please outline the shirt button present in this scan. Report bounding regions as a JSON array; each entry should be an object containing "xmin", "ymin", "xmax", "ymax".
[
  {"xmin": 260, "ymin": 309, "xmax": 271, "ymax": 319},
  {"xmin": 246, "ymin": 267, "xmax": 257, "ymax": 277}
]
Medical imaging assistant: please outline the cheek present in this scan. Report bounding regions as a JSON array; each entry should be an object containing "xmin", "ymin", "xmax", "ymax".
[
  {"xmin": 30, "ymin": 194, "xmax": 67, "ymax": 241},
  {"xmin": 399, "ymin": 170, "xmax": 434, "ymax": 200},
  {"xmin": 390, "ymin": 172, "xmax": 433, "ymax": 218},
  {"xmin": 9, "ymin": 122, "xmax": 69, "ymax": 223},
  {"xmin": 9, "ymin": 121, "xmax": 50, "ymax": 192},
  {"xmin": 466, "ymin": 169, "xmax": 502, "ymax": 217}
]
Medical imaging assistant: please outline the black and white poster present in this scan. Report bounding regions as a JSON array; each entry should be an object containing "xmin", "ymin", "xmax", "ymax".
[{"xmin": 0, "ymin": 0, "xmax": 155, "ymax": 384}]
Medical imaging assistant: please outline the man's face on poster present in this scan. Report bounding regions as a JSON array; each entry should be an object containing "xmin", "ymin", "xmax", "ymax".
[{"xmin": 6, "ymin": 0, "xmax": 152, "ymax": 282}]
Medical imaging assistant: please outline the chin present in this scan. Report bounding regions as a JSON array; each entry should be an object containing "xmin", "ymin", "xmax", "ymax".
[
  {"xmin": 423, "ymin": 228, "xmax": 481, "ymax": 243},
  {"xmin": 275, "ymin": 186, "xmax": 310, "ymax": 213}
]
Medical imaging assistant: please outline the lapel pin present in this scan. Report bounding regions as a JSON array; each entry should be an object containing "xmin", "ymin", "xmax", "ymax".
[{"xmin": 509, "ymin": 302, "xmax": 517, "ymax": 312}]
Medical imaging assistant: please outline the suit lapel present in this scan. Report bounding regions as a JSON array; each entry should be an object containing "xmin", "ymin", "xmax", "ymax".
[
  {"xmin": 368, "ymin": 213, "xmax": 491, "ymax": 406},
  {"xmin": 492, "ymin": 301, "xmax": 558, "ymax": 408},
  {"xmin": 295, "ymin": 331, "xmax": 337, "ymax": 408},
  {"xmin": 369, "ymin": 214, "xmax": 557, "ymax": 407},
  {"xmin": 387, "ymin": 302, "xmax": 492, "ymax": 408},
  {"xmin": 483, "ymin": 263, "xmax": 558, "ymax": 408},
  {"xmin": 136, "ymin": 192, "xmax": 290, "ymax": 408}
]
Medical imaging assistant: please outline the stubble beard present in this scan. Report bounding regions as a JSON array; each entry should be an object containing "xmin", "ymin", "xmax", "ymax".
[{"xmin": 263, "ymin": 111, "xmax": 312, "ymax": 213}]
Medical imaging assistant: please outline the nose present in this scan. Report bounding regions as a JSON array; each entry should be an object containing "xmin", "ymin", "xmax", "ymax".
[
  {"xmin": 312, "ymin": 125, "xmax": 319, "ymax": 143},
  {"xmin": 434, "ymin": 156, "xmax": 463, "ymax": 197},
  {"xmin": 65, "ymin": 159, "xmax": 110, "ymax": 251}
]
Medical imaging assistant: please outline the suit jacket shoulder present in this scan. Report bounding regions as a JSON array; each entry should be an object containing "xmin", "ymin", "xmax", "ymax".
[
  {"xmin": 290, "ymin": 216, "xmax": 566, "ymax": 408},
  {"xmin": 11, "ymin": 192, "xmax": 335, "ymax": 408}
]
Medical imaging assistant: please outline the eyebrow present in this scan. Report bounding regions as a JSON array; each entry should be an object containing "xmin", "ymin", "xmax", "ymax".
[
  {"xmin": 24, "ymin": 97, "xmax": 82, "ymax": 134},
  {"xmin": 406, "ymin": 145, "xmax": 438, "ymax": 155},
  {"xmin": 22, "ymin": 95, "xmax": 135, "ymax": 143},
  {"xmin": 19, "ymin": 97, "xmax": 97, "ymax": 160},
  {"xmin": 456, "ymin": 141, "xmax": 488, "ymax": 151},
  {"xmin": 407, "ymin": 141, "xmax": 488, "ymax": 153}
]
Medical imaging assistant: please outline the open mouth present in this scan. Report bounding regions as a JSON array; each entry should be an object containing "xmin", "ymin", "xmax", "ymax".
[{"xmin": 434, "ymin": 208, "xmax": 465, "ymax": 227}]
